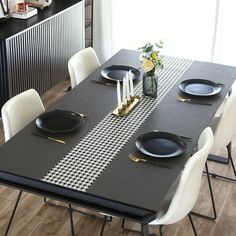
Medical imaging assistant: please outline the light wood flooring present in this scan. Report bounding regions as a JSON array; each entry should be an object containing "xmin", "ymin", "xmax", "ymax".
[{"xmin": 0, "ymin": 80, "xmax": 235, "ymax": 236}]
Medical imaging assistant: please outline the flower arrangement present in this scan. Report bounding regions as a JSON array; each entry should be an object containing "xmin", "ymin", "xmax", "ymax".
[{"xmin": 139, "ymin": 41, "xmax": 164, "ymax": 73}]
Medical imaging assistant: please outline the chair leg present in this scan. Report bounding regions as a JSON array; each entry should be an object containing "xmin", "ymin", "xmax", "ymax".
[
  {"xmin": 99, "ymin": 215, "xmax": 107, "ymax": 236},
  {"xmin": 68, "ymin": 204, "xmax": 75, "ymax": 236},
  {"xmin": 227, "ymin": 143, "xmax": 236, "ymax": 179},
  {"xmin": 159, "ymin": 225, "xmax": 164, "ymax": 236},
  {"xmin": 206, "ymin": 142, "xmax": 236, "ymax": 182},
  {"xmin": 141, "ymin": 224, "xmax": 149, "ymax": 236},
  {"xmin": 205, "ymin": 162, "xmax": 217, "ymax": 219},
  {"xmin": 44, "ymin": 197, "xmax": 97, "ymax": 219},
  {"xmin": 5, "ymin": 190, "xmax": 22, "ymax": 236},
  {"xmin": 122, "ymin": 219, "xmax": 158, "ymax": 236},
  {"xmin": 121, "ymin": 219, "xmax": 125, "ymax": 229},
  {"xmin": 188, "ymin": 214, "xmax": 197, "ymax": 236},
  {"xmin": 191, "ymin": 162, "xmax": 217, "ymax": 220}
]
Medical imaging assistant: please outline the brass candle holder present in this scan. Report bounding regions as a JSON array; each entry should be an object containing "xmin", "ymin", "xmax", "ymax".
[{"xmin": 112, "ymin": 96, "xmax": 141, "ymax": 117}]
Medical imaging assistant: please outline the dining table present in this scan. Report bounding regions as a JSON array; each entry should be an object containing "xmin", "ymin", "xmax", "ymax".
[{"xmin": 0, "ymin": 49, "xmax": 235, "ymax": 236}]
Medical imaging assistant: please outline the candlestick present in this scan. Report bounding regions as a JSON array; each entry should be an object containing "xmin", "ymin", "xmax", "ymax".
[
  {"xmin": 126, "ymin": 74, "xmax": 130, "ymax": 101},
  {"xmin": 117, "ymin": 81, "xmax": 122, "ymax": 109},
  {"xmin": 122, "ymin": 77, "xmax": 127, "ymax": 106},
  {"xmin": 129, "ymin": 70, "xmax": 134, "ymax": 97}
]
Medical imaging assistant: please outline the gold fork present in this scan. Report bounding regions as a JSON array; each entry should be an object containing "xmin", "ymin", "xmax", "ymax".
[
  {"xmin": 176, "ymin": 96, "xmax": 212, "ymax": 106},
  {"xmin": 176, "ymin": 96, "xmax": 191, "ymax": 102},
  {"xmin": 78, "ymin": 113, "xmax": 87, "ymax": 118},
  {"xmin": 129, "ymin": 154, "xmax": 147, "ymax": 163},
  {"xmin": 128, "ymin": 154, "xmax": 171, "ymax": 169}
]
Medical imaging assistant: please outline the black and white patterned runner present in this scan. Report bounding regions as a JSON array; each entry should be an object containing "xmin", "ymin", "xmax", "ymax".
[{"xmin": 42, "ymin": 56, "xmax": 193, "ymax": 192}]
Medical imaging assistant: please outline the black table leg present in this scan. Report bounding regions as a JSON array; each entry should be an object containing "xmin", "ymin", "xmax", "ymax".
[
  {"xmin": 68, "ymin": 203, "xmax": 75, "ymax": 236},
  {"xmin": 5, "ymin": 190, "xmax": 22, "ymax": 236},
  {"xmin": 141, "ymin": 224, "xmax": 149, "ymax": 236},
  {"xmin": 99, "ymin": 215, "xmax": 107, "ymax": 236}
]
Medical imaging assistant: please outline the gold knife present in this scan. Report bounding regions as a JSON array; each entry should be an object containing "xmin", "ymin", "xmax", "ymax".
[
  {"xmin": 92, "ymin": 80, "xmax": 117, "ymax": 87},
  {"xmin": 32, "ymin": 132, "xmax": 66, "ymax": 144}
]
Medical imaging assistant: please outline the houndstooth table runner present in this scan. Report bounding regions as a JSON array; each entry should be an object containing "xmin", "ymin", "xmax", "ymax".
[{"xmin": 42, "ymin": 56, "xmax": 193, "ymax": 192}]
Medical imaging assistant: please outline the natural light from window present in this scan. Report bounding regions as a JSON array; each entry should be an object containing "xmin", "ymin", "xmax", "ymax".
[{"xmin": 95, "ymin": 0, "xmax": 236, "ymax": 67}]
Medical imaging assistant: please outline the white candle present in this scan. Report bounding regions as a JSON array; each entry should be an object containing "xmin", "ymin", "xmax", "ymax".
[
  {"xmin": 117, "ymin": 81, "xmax": 122, "ymax": 109},
  {"xmin": 122, "ymin": 77, "xmax": 127, "ymax": 105},
  {"xmin": 129, "ymin": 70, "xmax": 134, "ymax": 97},
  {"xmin": 126, "ymin": 73, "xmax": 130, "ymax": 100}
]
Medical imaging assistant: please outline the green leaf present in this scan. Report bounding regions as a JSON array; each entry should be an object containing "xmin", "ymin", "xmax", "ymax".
[
  {"xmin": 145, "ymin": 45, "xmax": 153, "ymax": 52},
  {"xmin": 155, "ymin": 42, "xmax": 163, "ymax": 49}
]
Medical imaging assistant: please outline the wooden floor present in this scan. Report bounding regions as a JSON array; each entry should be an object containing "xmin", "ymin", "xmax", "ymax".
[{"xmin": 0, "ymin": 80, "xmax": 235, "ymax": 236}]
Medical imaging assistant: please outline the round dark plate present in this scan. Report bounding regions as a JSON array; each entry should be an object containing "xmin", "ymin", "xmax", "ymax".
[
  {"xmin": 36, "ymin": 110, "xmax": 83, "ymax": 134},
  {"xmin": 179, "ymin": 79, "xmax": 221, "ymax": 96},
  {"xmin": 101, "ymin": 65, "xmax": 140, "ymax": 81},
  {"xmin": 135, "ymin": 132, "xmax": 186, "ymax": 158}
]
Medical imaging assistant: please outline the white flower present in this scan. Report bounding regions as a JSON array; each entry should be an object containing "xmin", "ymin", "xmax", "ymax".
[{"xmin": 142, "ymin": 58, "xmax": 155, "ymax": 72}]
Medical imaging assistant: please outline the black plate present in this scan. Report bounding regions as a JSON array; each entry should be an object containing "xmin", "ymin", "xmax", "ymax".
[
  {"xmin": 101, "ymin": 65, "xmax": 140, "ymax": 81},
  {"xmin": 135, "ymin": 132, "xmax": 186, "ymax": 158},
  {"xmin": 36, "ymin": 110, "xmax": 83, "ymax": 134},
  {"xmin": 179, "ymin": 79, "xmax": 221, "ymax": 96}
]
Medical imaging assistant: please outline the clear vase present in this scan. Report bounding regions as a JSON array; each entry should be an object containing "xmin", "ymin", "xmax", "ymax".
[{"xmin": 142, "ymin": 69, "xmax": 158, "ymax": 98}]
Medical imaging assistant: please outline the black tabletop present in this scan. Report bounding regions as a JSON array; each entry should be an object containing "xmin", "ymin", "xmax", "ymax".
[
  {"xmin": 0, "ymin": 0, "xmax": 82, "ymax": 40},
  {"xmin": 0, "ymin": 49, "xmax": 235, "ymax": 222}
]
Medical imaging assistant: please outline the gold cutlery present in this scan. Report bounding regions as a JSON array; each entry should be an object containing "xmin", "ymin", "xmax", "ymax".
[
  {"xmin": 75, "ymin": 112, "xmax": 87, "ymax": 123},
  {"xmin": 215, "ymin": 82, "xmax": 224, "ymax": 86},
  {"xmin": 176, "ymin": 96, "xmax": 212, "ymax": 106},
  {"xmin": 32, "ymin": 132, "xmax": 66, "ymax": 144},
  {"xmin": 92, "ymin": 80, "xmax": 116, "ymax": 87},
  {"xmin": 153, "ymin": 129, "xmax": 192, "ymax": 142},
  {"xmin": 77, "ymin": 113, "xmax": 87, "ymax": 118},
  {"xmin": 128, "ymin": 154, "xmax": 171, "ymax": 169}
]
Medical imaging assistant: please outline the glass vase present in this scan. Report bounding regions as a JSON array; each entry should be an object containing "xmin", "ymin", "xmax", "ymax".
[{"xmin": 142, "ymin": 69, "xmax": 158, "ymax": 98}]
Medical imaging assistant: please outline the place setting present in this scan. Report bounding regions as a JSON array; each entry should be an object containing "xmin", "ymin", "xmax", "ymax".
[
  {"xmin": 177, "ymin": 78, "xmax": 224, "ymax": 106},
  {"xmin": 91, "ymin": 64, "xmax": 140, "ymax": 86},
  {"xmin": 128, "ymin": 130, "xmax": 189, "ymax": 169},
  {"xmin": 32, "ymin": 109, "xmax": 87, "ymax": 144}
]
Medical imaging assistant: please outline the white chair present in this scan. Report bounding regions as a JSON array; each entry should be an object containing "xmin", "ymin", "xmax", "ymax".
[
  {"xmin": 102, "ymin": 127, "xmax": 214, "ymax": 236},
  {"xmin": 1, "ymin": 88, "xmax": 45, "ymax": 141},
  {"xmin": 68, "ymin": 47, "xmax": 100, "ymax": 89},
  {"xmin": 1, "ymin": 89, "xmax": 101, "ymax": 235},
  {"xmin": 207, "ymin": 80, "xmax": 236, "ymax": 182},
  {"xmin": 149, "ymin": 127, "xmax": 214, "ymax": 236},
  {"xmin": 191, "ymin": 81, "xmax": 236, "ymax": 222},
  {"xmin": 1, "ymin": 88, "xmax": 45, "ymax": 235}
]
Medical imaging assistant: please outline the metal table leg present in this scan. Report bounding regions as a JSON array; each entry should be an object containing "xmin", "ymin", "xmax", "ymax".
[
  {"xmin": 141, "ymin": 224, "xmax": 149, "ymax": 236},
  {"xmin": 68, "ymin": 203, "xmax": 75, "ymax": 236},
  {"xmin": 5, "ymin": 190, "xmax": 22, "ymax": 236}
]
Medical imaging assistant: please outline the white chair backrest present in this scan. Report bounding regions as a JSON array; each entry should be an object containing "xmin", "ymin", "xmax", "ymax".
[
  {"xmin": 151, "ymin": 127, "xmax": 214, "ymax": 225},
  {"xmin": 1, "ymin": 89, "xmax": 45, "ymax": 141},
  {"xmin": 68, "ymin": 47, "xmax": 100, "ymax": 89},
  {"xmin": 213, "ymin": 80, "xmax": 236, "ymax": 149}
]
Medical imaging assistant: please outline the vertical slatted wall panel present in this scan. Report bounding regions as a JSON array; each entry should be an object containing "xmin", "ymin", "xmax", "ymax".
[
  {"xmin": 50, "ymin": 2, "xmax": 84, "ymax": 86},
  {"xmin": 5, "ymin": 21, "xmax": 51, "ymax": 97},
  {"xmin": 5, "ymin": 2, "xmax": 84, "ymax": 98},
  {"xmin": 0, "ymin": 41, "xmax": 9, "ymax": 108}
]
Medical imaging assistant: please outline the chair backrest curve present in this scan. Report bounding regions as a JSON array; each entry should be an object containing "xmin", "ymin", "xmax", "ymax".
[
  {"xmin": 1, "ymin": 89, "xmax": 45, "ymax": 141},
  {"xmin": 68, "ymin": 47, "xmax": 100, "ymax": 89},
  {"xmin": 213, "ymin": 80, "xmax": 236, "ymax": 149},
  {"xmin": 150, "ymin": 127, "xmax": 214, "ymax": 225}
]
